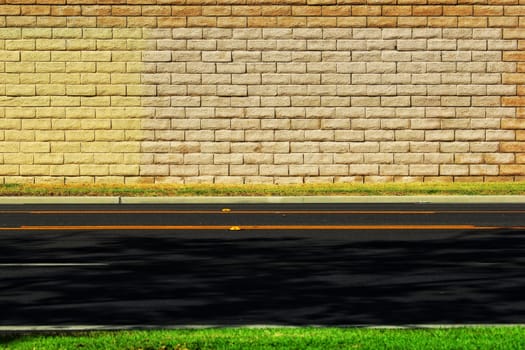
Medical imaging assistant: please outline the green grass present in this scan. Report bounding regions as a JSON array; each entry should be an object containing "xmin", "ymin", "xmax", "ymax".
[
  {"xmin": 0, "ymin": 182, "xmax": 524, "ymax": 197},
  {"xmin": 1, "ymin": 327, "xmax": 525, "ymax": 350}
]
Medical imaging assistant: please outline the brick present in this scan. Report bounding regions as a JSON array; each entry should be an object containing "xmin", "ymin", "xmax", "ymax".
[
  {"xmin": 233, "ymin": 6, "xmax": 262, "ymax": 16},
  {"xmin": 262, "ymin": 5, "xmax": 291, "ymax": 16},
  {"xmin": 292, "ymin": 5, "xmax": 321, "ymax": 16},
  {"xmin": 260, "ymin": 165, "xmax": 288, "ymax": 176},
  {"xmin": 413, "ymin": 5, "xmax": 443, "ymax": 15},
  {"xmin": 247, "ymin": 16, "xmax": 277, "ymax": 27},
  {"xmin": 349, "ymin": 164, "xmax": 379, "ymax": 175},
  {"xmin": 501, "ymin": 142, "xmax": 525, "ymax": 152},
  {"xmin": 485, "ymin": 153, "xmax": 515, "ymax": 164},
  {"xmin": 277, "ymin": 16, "xmax": 307, "ymax": 27},
  {"xmin": 504, "ymin": 51, "xmax": 525, "ymax": 61},
  {"xmin": 500, "ymin": 165, "xmax": 525, "ymax": 175},
  {"xmin": 410, "ymin": 164, "xmax": 439, "ymax": 176},
  {"xmin": 502, "ymin": 118, "xmax": 525, "ymax": 129},
  {"xmin": 320, "ymin": 165, "xmax": 348, "ymax": 176},
  {"xmin": 443, "ymin": 5, "xmax": 473, "ymax": 15},
  {"xmin": 428, "ymin": 16, "xmax": 457, "ymax": 27},
  {"xmin": 20, "ymin": 165, "xmax": 50, "ymax": 176},
  {"xmin": 503, "ymin": 73, "xmax": 525, "ymax": 84},
  {"xmin": 504, "ymin": 28, "xmax": 525, "ymax": 39},
  {"xmin": 502, "ymin": 97, "xmax": 525, "ymax": 106},
  {"xmin": 289, "ymin": 165, "xmax": 319, "ymax": 176}
]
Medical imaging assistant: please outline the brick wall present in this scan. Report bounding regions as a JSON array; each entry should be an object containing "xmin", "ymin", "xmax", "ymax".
[{"xmin": 1, "ymin": 1, "xmax": 524, "ymax": 184}]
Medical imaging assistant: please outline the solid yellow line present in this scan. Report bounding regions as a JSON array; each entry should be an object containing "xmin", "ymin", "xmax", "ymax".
[
  {"xmin": 0, "ymin": 224, "xmax": 516, "ymax": 231},
  {"xmin": 24, "ymin": 210, "xmax": 439, "ymax": 215},
  {"xmin": 0, "ymin": 209, "xmax": 524, "ymax": 215}
]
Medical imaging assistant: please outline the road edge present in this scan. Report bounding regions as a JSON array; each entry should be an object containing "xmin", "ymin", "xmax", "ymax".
[
  {"xmin": 0, "ymin": 195, "xmax": 524, "ymax": 204},
  {"xmin": 0, "ymin": 324, "xmax": 524, "ymax": 332}
]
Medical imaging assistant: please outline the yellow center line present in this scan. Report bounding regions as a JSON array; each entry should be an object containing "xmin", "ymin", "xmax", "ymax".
[
  {"xmin": 0, "ymin": 210, "xmax": 524, "ymax": 215},
  {"xmin": 25, "ymin": 210, "xmax": 440, "ymax": 215},
  {"xmin": 0, "ymin": 225, "xmax": 521, "ymax": 231}
]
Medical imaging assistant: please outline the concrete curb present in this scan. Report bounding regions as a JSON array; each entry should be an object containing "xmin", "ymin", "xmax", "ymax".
[
  {"xmin": 0, "ymin": 197, "xmax": 119, "ymax": 204},
  {"xmin": 0, "ymin": 324, "xmax": 524, "ymax": 332},
  {"xmin": 0, "ymin": 195, "xmax": 524, "ymax": 204},
  {"xmin": 122, "ymin": 195, "xmax": 525, "ymax": 204}
]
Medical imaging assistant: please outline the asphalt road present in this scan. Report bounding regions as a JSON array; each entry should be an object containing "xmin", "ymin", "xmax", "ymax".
[{"xmin": 0, "ymin": 202, "xmax": 524, "ymax": 327}]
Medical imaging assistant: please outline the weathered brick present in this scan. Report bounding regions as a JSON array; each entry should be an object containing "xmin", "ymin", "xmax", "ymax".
[
  {"xmin": 349, "ymin": 164, "xmax": 379, "ymax": 175},
  {"xmin": 500, "ymin": 165, "xmax": 525, "ymax": 175},
  {"xmin": 410, "ymin": 164, "xmax": 439, "ymax": 176}
]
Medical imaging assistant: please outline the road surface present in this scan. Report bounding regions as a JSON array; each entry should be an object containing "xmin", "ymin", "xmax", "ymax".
[{"xmin": 0, "ymin": 202, "xmax": 524, "ymax": 327}]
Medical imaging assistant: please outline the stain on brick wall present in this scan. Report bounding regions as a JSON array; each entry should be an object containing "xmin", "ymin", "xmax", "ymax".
[{"xmin": 0, "ymin": 1, "xmax": 524, "ymax": 184}]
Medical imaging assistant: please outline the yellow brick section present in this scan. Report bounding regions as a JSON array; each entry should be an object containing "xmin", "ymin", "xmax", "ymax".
[{"xmin": 0, "ymin": 28, "xmax": 147, "ymax": 184}]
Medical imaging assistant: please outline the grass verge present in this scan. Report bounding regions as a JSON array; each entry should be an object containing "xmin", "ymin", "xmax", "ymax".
[
  {"xmin": 0, "ymin": 182, "xmax": 524, "ymax": 197},
  {"xmin": 1, "ymin": 327, "xmax": 525, "ymax": 350}
]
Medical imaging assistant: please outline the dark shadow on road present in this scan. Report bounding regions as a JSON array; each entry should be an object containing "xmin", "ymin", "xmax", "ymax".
[{"xmin": 1, "ymin": 229, "xmax": 524, "ymax": 326}]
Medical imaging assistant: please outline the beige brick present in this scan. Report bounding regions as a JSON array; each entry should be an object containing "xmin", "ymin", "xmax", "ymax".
[
  {"xmin": 349, "ymin": 164, "xmax": 378, "ymax": 175},
  {"xmin": 485, "ymin": 153, "xmax": 515, "ymax": 164},
  {"xmin": 381, "ymin": 142, "xmax": 410, "ymax": 153},
  {"xmin": 109, "ymin": 165, "xmax": 139, "ymax": 176},
  {"xmin": 319, "ymin": 165, "xmax": 348, "ymax": 176},
  {"xmin": 470, "ymin": 165, "xmax": 499, "ymax": 176},
  {"xmin": 351, "ymin": 97, "xmax": 380, "ymax": 107},
  {"xmin": 380, "ymin": 165, "xmax": 408, "ymax": 176},
  {"xmin": 410, "ymin": 142, "xmax": 439, "ymax": 152},
  {"xmin": 363, "ymin": 130, "xmax": 394, "ymax": 141},
  {"xmin": 289, "ymin": 165, "xmax": 319, "ymax": 176},
  {"xmin": 365, "ymin": 153, "xmax": 393, "ymax": 164},
  {"xmin": 410, "ymin": 164, "xmax": 439, "ymax": 176},
  {"xmin": 274, "ymin": 153, "xmax": 303, "ymax": 165},
  {"xmin": 440, "ymin": 164, "xmax": 469, "ymax": 176},
  {"xmin": 139, "ymin": 165, "xmax": 169, "ymax": 176},
  {"xmin": 456, "ymin": 153, "xmax": 483, "ymax": 164},
  {"xmin": 456, "ymin": 130, "xmax": 486, "ymax": 141},
  {"xmin": 80, "ymin": 165, "xmax": 109, "ymax": 176},
  {"xmin": 260, "ymin": 165, "xmax": 288, "ymax": 176},
  {"xmin": 486, "ymin": 130, "xmax": 515, "ymax": 141},
  {"xmin": 260, "ymin": 142, "xmax": 289, "ymax": 153},
  {"xmin": 200, "ymin": 51, "xmax": 230, "ymax": 63},
  {"xmin": 397, "ymin": 39, "xmax": 426, "ymax": 51},
  {"xmin": 440, "ymin": 142, "xmax": 470, "ymax": 153},
  {"xmin": 244, "ymin": 153, "xmax": 273, "ymax": 164}
]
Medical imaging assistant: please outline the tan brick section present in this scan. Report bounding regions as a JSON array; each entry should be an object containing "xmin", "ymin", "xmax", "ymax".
[{"xmin": 0, "ymin": 3, "xmax": 524, "ymax": 184}]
